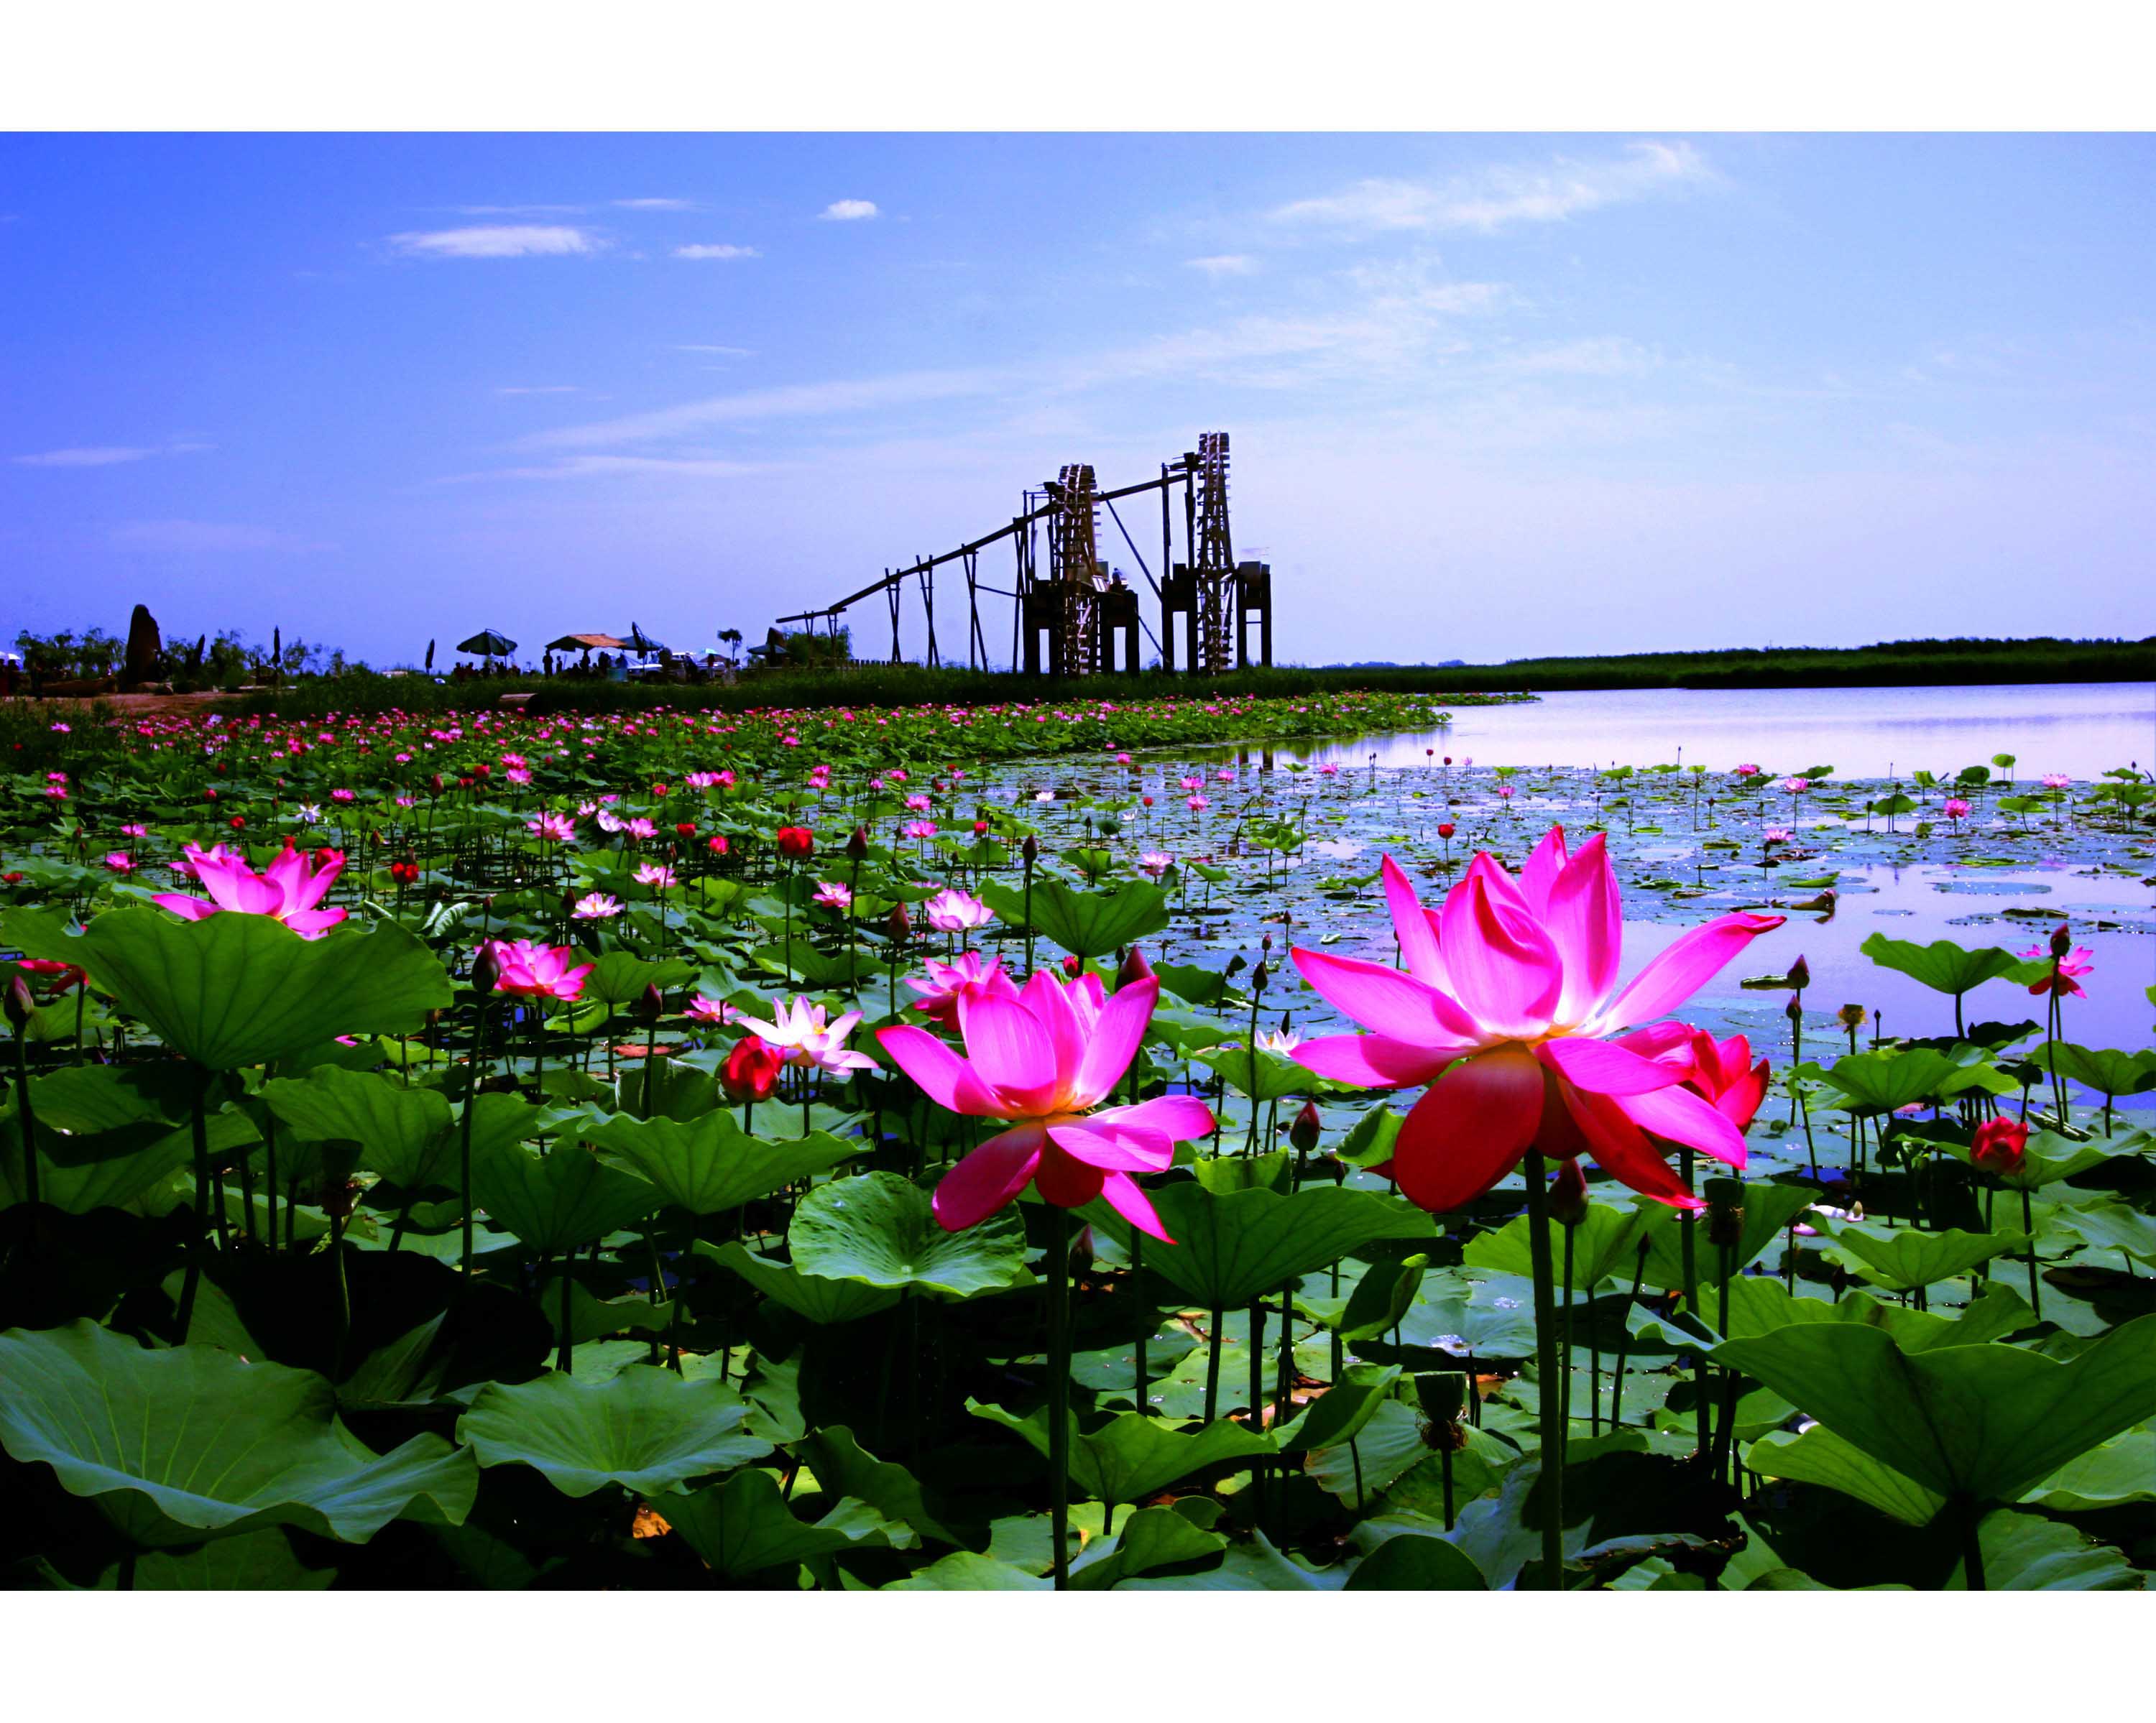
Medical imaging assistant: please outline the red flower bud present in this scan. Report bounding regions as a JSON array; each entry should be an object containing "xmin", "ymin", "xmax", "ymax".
[
  {"xmin": 846, "ymin": 826, "xmax": 870, "ymax": 861},
  {"xmin": 1437, "ymin": 822, "xmax": 1455, "ymax": 839},
  {"xmin": 1549, "ymin": 1158, "xmax": 1590, "ymax": 1228},
  {"xmin": 2049, "ymin": 922, "xmax": 2071, "ymax": 958},
  {"xmin": 775, "ymin": 826, "xmax": 814, "ymax": 861},
  {"xmin": 228, "ymin": 816, "xmax": 247, "ymax": 831},
  {"xmin": 1972, "ymin": 1117, "xmax": 2030, "ymax": 1177},
  {"xmin": 1289, "ymin": 1100, "xmax": 1322, "ymax": 1155},
  {"xmin": 706, "ymin": 834, "xmax": 729, "ymax": 856},
  {"xmin": 1061, "ymin": 953, "xmax": 1084, "ymax": 979},
  {"xmin": 4, "ymin": 975, "xmax": 34, "ymax": 1032},
  {"xmin": 1787, "ymin": 955, "xmax": 1811, "ymax": 990},
  {"xmin": 721, "ymin": 1033, "xmax": 783, "ymax": 1104},
  {"xmin": 469, "ymin": 943, "xmax": 502, "ymax": 996},
  {"xmin": 1117, "ymin": 946, "xmax": 1155, "ymax": 989},
  {"xmin": 675, "ymin": 822, "xmax": 696, "ymax": 839},
  {"xmin": 885, "ymin": 901, "xmax": 912, "ymax": 941}
]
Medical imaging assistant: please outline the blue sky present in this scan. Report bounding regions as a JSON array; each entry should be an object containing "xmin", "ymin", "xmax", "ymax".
[{"xmin": 4, "ymin": 132, "xmax": 2152, "ymax": 669}]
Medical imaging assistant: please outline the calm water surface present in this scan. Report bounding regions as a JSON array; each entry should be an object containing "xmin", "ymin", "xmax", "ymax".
[{"xmin": 1257, "ymin": 681, "xmax": 2155, "ymax": 781}]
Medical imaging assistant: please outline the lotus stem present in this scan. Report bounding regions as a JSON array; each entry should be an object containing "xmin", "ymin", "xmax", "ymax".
[
  {"xmin": 1047, "ymin": 1204, "xmax": 1072, "ymax": 1591},
  {"xmin": 1521, "ymin": 1149, "xmax": 1565, "ymax": 1589}
]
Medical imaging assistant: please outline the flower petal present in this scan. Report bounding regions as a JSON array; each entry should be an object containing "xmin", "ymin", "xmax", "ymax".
[
  {"xmin": 1072, "ymin": 976, "xmax": 1156, "ymax": 1109},
  {"xmin": 1543, "ymin": 833, "xmax": 1621, "ymax": 1024},
  {"xmin": 1435, "ymin": 866, "xmax": 1563, "ymax": 1038},
  {"xmin": 957, "ymin": 993, "xmax": 1060, "ymax": 1113},
  {"xmin": 1090, "ymin": 1093, "xmax": 1215, "ymax": 1144},
  {"xmin": 932, "ymin": 1120, "xmax": 1045, "ymax": 1231},
  {"xmin": 1289, "ymin": 947, "xmax": 1481, "ymax": 1046},
  {"xmin": 1048, "ymin": 1118, "xmax": 1171, "ymax": 1172},
  {"xmin": 1381, "ymin": 855, "xmax": 1447, "ymax": 987},
  {"xmin": 1033, "ymin": 1139, "xmax": 1105, "ymax": 1209},
  {"xmin": 151, "ymin": 892, "xmax": 218, "ymax": 922},
  {"xmin": 1615, "ymin": 1081, "xmax": 1750, "ymax": 1170},
  {"xmin": 1020, "ymin": 970, "xmax": 1089, "ymax": 1092},
  {"xmin": 1293, "ymin": 1031, "xmax": 1468, "ymax": 1089},
  {"xmin": 1389, "ymin": 1047, "xmax": 1544, "ymax": 1214},
  {"xmin": 1098, "ymin": 1171, "xmax": 1174, "ymax": 1243},
  {"xmin": 1519, "ymin": 824, "xmax": 1569, "ymax": 913},
  {"xmin": 875, "ymin": 1024, "xmax": 1001, "ymax": 1117},
  {"xmin": 1590, "ymin": 912, "xmax": 1786, "ymax": 1031},
  {"xmin": 1534, "ymin": 1035, "xmax": 1681, "ymax": 1096}
]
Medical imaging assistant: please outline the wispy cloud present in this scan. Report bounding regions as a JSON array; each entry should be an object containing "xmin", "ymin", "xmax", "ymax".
[
  {"xmin": 523, "ymin": 370, "xmax": 998, "ymax": 451},
  {"xmin": 676, "ymin": 344, "xmax": 755, "ymax": 356},
  {"xmin": 1271, "ymin": 141, "xmax": 1714, "ymax": 235},
  {"xmin": 1187, "ymin": 255, "xmax": 1256, "ymax": 278},
  {"xmin": 616, "ymin": 198, "xmax": 695, "ymax": 211},
  {"xmin": 819, "ymin": 199, "xmax": 878, "ymax": 222},
  {"xmin": 109, "ymin": 519, "xmax": 329, "ymax": 553},
  {"xmin": 1501, "ymin": 336, "xmax": 1658, "ymax": 377},
  {"xmin": 673, "ymin": 243, "xmax": 760, "ymax": 261},
  {"xmin": 389, "ymin": 225, "xmax": 599, "ymax": 259},
  {"xmin": 12, "ymin": 442, "xmax": 209, "ymax": 468},
  {"xmin": 454, "ymin": 204, "xmax": 586, "ymax": 216},
  {"xmin": 495, "ymin": 385, "xmax": 581, "ymax": 396},
  {"xmin": 442, "ymin": 454, "xmax": 777, "ymax": 483}
]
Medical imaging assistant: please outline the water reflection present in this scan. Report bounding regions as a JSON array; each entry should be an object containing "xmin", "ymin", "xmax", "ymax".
[{"xmin": 1189, "ymin": 682, "xmax": 2155, "ymax": 780}]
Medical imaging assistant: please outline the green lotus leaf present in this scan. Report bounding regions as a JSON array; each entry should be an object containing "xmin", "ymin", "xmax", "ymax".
[
  {"xmin": 1085, "ymin": 1182, "xmax": 1433, "ymax": 1313},
  {"xmin": 1638, "ymin": 1182, "xmax": 1817, "ymax": 1294},
  {"xmin": 885, "ymin": 1551, "xmax": 1050, "ymax": 1590},
  {"xmin": 995, "ymin": 878, "xmax": 1170, "ymax": 958},
  {"xmin": 2017, "ymin": 1432, "xmax": 2156, "ymax": 1511},
  {"xmin": 789, "ymin": 1170, "xmax": 1026, "ymax": 1297},
  {"xmin": 1711, "ymin": 1276, "xmax": 2035, "ymax": 1350},
  {"xmin": 457, "ymin": 1365, "xmax": 770, "ymax": 1497},
  {"xmin": 1813, "ymin": 1048, "xmax": 1999, "ymax": 1115},
  {"xmin": 1, "ymin": 1107, "xmax": 257, "ymax": 1214},
  {"xmin": 700, "ymin": 1240, "xmax": 900, "ymax": 1324},
  {"xmin": 1275, "ymin": 1362, "xmax": 1402, "ymax": 1455},
  {"xmin": 1343, "ymin": 1532, "xmax": 1487, "ymax": 1591},
  {"xmin": 969, "ymin": 1401, "xmax": 1274, "ymax": 1506},
  {"xmin": 1746, "ymin": 1425, "xmax": 1946, "ymax": 1525},
  {"xmin": 15, "ymin": 907, "xmax": 451, "ymax": 1070},
  {"xmin": 1197, "ymin": 1047, "xmax": 1310, "ymax": 1103},
  {"xmin": 0, "ymin": 1320, "xmax": 476, "ymax": 1547},
  {"xmin": 581, "ymin": 1109, "xmax": 859, "ymax": 1214},
  {"xmin": 663, "ymin": 1467, "xmax": 912, "ymax": 1576},
  {"xmin": 1950, "ymin": 1510, "xmax": 2145, "ymax": 1591},
  {"xmin": 1816, "ymin": 1223, "xmax": 2030, "ymax": 1292},
  {"xmin": 261, "ymin": 1066, "xmax": 451, "ymax": 1188},
  {"xmin": 2055, "ymin": 1201, "xmax": 2156, "ymax": 1267},
  {"xmin": 1466, "ymin": 1198, "xmax": 1664, "ymax": 1293},
  {"xmin": 469, "ymin": 1132, "xmax": 661, "ymax": 1256},
  {"xmin": 1857, "ymin": 933, "xmax": 2042, "ymax": 999},
  {"xmin": 799, "ymin": 1426, "xmax": 967, "ymax": 1545},
  {"xmin": 1923, "ymin": 1127, "xmax": 2120, "ymax": 1190},
  {"xmin": 1714, "ymin": 1313, "xmax": 2156, "ymax": 1505},
  {"xmin": 1068, "ymin": 1503, "xmax": 1225, "ymax": 1590},
  {"xmin": 579, "ymin": 951, "xmax": 699, "ymax": 1007},
  {"xmin": 2031, "ymin": 1043, "xmax": 2156, "ymax": 1099}
]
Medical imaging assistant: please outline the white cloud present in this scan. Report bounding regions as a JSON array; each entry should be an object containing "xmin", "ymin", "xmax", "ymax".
[
  {"xmin": 1186, "ymin": 255, "xmax": 1256, "ymax": 277},
  {"xmin": 673, "ymin": 243, "xmax": 760, "ymax": 261},
  {"xmin": 616, "ymin": 198, "xmax": 695, "ymax": 211},
  {"xmin": 676, "ymin": 344, "xmax": 755, "ymax": 356},
  {"xmin": 13, "ymin": 445, "xmax": 157, "ymax": 467},
  {"xmin": 109, "ymin": 519, "xmax": 328, "ymax": 553},
  {"xmin": 12, "ymin": 442, "xmax": 210, "ymax": 467},
  {"xmin": 1271, "ymin": 141, "xmax": 1714, "ymax": 235},
  {"xmin": 819, "ymin": 199, "xmax": 879, "ymax": 221},
  {"xmin": 524, "ymin": 370, "xmax": 998, "ymax": 450},
  {"xmin": 389, "ymin": 225, "xmax": 598, "ymax": 259}
]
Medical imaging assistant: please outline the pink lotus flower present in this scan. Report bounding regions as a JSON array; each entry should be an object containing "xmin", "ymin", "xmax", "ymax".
[
  {"xmin": 152, "ymin": 844, "xmax": 349, "ymax": 938},
  {"xmin": 634, "ymin": 862, "xmax": 677, "ymax": 889},
  {"xmin": 1779, "ymin": 777, "xmax": 1810, "ymax": 795},
  {"xmin": 2041, "ymin": 772, "xmax": 2072, "ymax": 790},
  {"xmin": 923, "ymin": 886, "xmax": 994, "ymax": 933},
  {"xmin": 2022, "ymin": 943, "xmax": 2094, "ymax": 998},
  {"xmin": 877, "ymin": 971, "xmax": 1215, "ymax": 1238},
  {"xmin": 1290, "ymin": 827, "xmax": 1784, "ymax": 1211},
  {"xmin": 812, "ymin": 880, "xmax": 854, "ymax": 911},
  {"xmin": 736, "ymin": 997, "xmax": 880, "ymax": 1076},
  {"xmin": 572, "ymin": 892, "xmax": 622, "ymax": 920},
  {"xmin": 1763, "ymin": 826, "xmax": 1792, "ymax": 844},
  {"xmin": 685, "ymin": 994, "xmax": 735, "ymax": 1026},
  {"xmin": 480, "ymin": 938, "xmax": 592, "ymax": 1001},
  {"xmin": 1137, "ymin": 852, "xmax": 1174, "ymax": 879},
  {"xmin": 528, "ymin": 812, "xmax": 576, "ymax": 843},
  {"xmin": 1734, "ymin": 763, "xmax": 1761, "ymax": 777},
  {"xmin": 102, "ymin": 851, "xmax": 135, "ymax": 874},
  {"xmin": 904, "ymin": 820, "xmax": 939, "ymax": 840},
  {"xmin": 906, "ymin": 951, "xmax": 1018, "ymax": 1026},
  {"xmin": 1186, "ymin": 795, "xmax": 1209, "ymax": 812}
]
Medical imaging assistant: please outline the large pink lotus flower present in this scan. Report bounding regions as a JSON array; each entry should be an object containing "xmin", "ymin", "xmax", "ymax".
[
  {"xmin": 479, "ymin": 938, "xmax": 593, "ymax": 1001},
  {"xmin": 1290, "ymin": 828, "xmax": 1784, "ymax": 1211},
  {"xmin": 2022, "ymin": 943, "xmax": 2094, "ymax": 998},
  {"xmin": 152, "ymin": 843, "xmax": 349, "ymax": 938},
  {"xmin": 906, "ymin": 951, "xmax": 1018, "ymax": 1027},
  {"xmin": 736, "ymin": 997, "xmax": 880, "ymax": 1077},
  {"xmin": 877, "ymin": 971, "xmax": 1214, "ymax": 1239},
  {"xmin": 1611, "ymin": 1022, "xmax": 1771, "ymax": 1132}
]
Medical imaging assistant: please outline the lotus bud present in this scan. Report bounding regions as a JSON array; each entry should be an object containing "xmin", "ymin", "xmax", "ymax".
[
  {"xmin": 1784, "ymin": 994, "xmax": 1803, "ymax": 1022},
  {"xmin": 1250, "ymin": 958, "xmax": 1270, "ymax": 994},
  {"xmin": 885, "ymin": 901, "xmax": 911, "ymax": 941},
  {"xmin": 1117, "ymin": 946, "xmax": 1154, "ymax": 989},
  {"xmin": 846, "ymin": 825, "xmax": 870, "ymax": 861},
  {"xmin": 1021, "ymin": 833, "xmax": 1038, "ymax": 864},
  {"xmin": 1972, "ymin": 1117, "xmax": 2030, "ymax": 1177},
  {"xmin": 2049, "ymin": 922, "xmax": 2071, "ymax": 958},
  {"xmin": 635, "ymin": 983, "xmax": 664, "ymax": 1025},
  {"xmin": 1703, "ymin": 1177, "xmax": 1746, "ymax": 1248},
  {"xmin": 469, "ymin": 943, "xmax": 502, "ymax": 997},
  {"xmin": 1289, "ymin": 1100, "xmax": 1322, "ymax": 1155},
  {"xmin": 1437, "ymin": 822, "xmax": 1455, "ymax": 839},
  {"xmin": 1549, "ymin": 1158, "xmax": 1590, "ymax": 1227},
  {"xmin": 1061, "ymin": 953, "xmax": 1084, "ymax": 979},
  {"xmin": 1787, "ymin": 954, "xmax": 1810, "ymax": 990},
  {"xmin": 720, "ymin": 1033, "xmax": 782, "ymax": 1104},
  {"xmin": 3, "ymin": 974, "xmax": 33, "ymax": 1032}
]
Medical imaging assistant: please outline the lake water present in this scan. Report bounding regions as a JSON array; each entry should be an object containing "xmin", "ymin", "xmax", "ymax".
[{"xmin": 1239, "ymin": 681, "xmax": 2156, "ymax": 782}]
